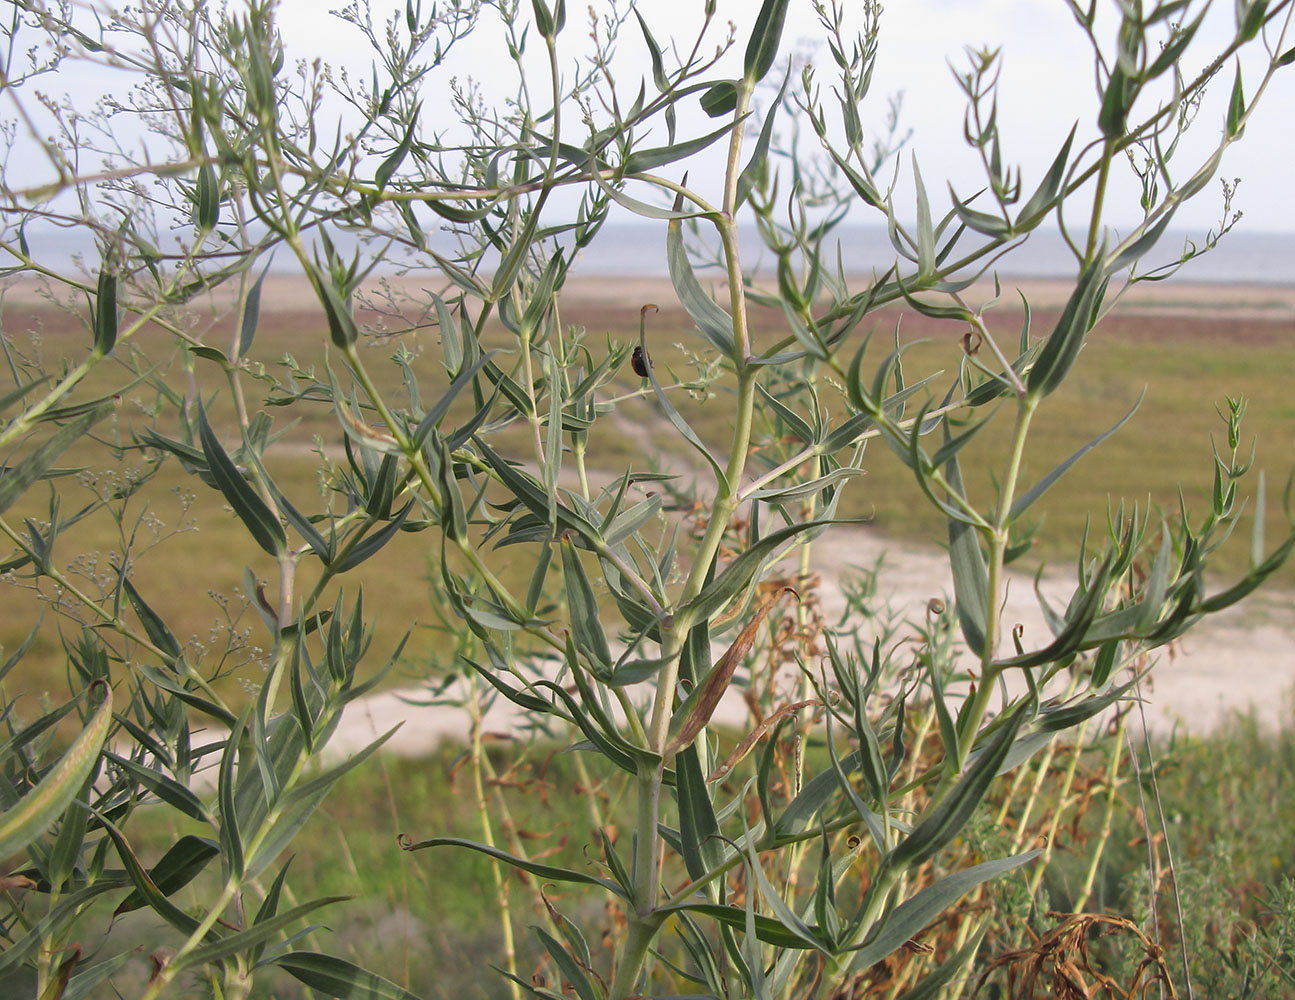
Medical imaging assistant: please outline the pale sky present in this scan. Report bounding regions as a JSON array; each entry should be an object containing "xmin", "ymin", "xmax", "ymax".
[
  {"xmin": 7, "ymin": 1, "xmax": 1294, "ymax": 244},
  {"xmin": 270, "ymin": 0, "xmax": 1295, "ymax": 238}
]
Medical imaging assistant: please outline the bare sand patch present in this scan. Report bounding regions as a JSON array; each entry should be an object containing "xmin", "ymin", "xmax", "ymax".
[{"xmin": 318, "ymin": 524, "xmax": 1295, "ymax": 762}]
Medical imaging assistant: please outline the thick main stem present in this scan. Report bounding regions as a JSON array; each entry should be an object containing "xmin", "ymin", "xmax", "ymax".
[
  {"xmin": 955, "ymin": 394, "xmax": 1038, "ymax": 764},
  {"xmin": 614, "ymin": 82, "xmax": 756, "ymax": 1000}
]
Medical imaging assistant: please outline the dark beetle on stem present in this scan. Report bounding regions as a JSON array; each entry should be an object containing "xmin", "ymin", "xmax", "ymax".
[{"xmin": 631, "ymin": 345, "xmax": 652, "ymax": 378}]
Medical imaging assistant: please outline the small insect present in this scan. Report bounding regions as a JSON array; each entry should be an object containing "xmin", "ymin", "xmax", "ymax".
[{"xmin": 631, "ymin": 345, "xmax": 652, "ymax": 378}]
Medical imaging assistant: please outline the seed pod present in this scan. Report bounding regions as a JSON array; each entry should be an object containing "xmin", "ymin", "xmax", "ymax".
[{"xmin": 631, "ymin": 345, "xmax": 652, "ymax": 378}]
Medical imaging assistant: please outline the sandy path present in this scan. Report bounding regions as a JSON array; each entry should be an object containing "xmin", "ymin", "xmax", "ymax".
[{"xmin": 321, "ymin": 526, "xmax": 1295, "ymax": 761}]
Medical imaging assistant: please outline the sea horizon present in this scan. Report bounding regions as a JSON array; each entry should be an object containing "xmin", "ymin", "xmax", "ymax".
[{"xmin": 8, "ymin": 220, "xmax": 1294, "ymax": 287}]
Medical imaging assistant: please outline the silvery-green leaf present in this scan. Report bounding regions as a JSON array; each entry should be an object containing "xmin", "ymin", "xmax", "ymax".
[
  {"xmin": 0, "ymin": 685, "xmax": 112, "ymax": 860},
  {"xmin": 376, "ymin": 107, "xmax": 418, "ymax": 191},
  {"xmin": 1011, "ymin": 392, "xmax": 1142, "ymax": 520},
  {"xmin": 400, "ymin": 836, "xmax": 630, "ymax": 899},
  {"xmin": 852, "ymin": 851, "xmax": 1039, "ymax": 970},
  {"xmin": 890, "ymin": 697, "xmax": 1033, "ymax": 871},
  {"xmin": 667, "ymin": 200, "xmax": 735, "ymax": 357},
  {"xmin": 0, "ymin": 400, "xmax": 115, "ymax": 515},
  {"xmin": 744, "ymin": 0, "xmax": 791, "ymax": 83}
]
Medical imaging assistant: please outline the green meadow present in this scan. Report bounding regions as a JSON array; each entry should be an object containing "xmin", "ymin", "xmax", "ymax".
[{"xmin": 2, "ymin": 279, "xmax": 1293, "ymax": 705}]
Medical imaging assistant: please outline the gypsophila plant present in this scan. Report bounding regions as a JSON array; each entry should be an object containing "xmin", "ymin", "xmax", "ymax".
[{"xmin": 2, "ymin": 0, "xmax": 1294, "ymax": 997}]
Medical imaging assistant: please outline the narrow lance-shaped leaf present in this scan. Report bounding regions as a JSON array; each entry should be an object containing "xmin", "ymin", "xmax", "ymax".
[
  {"xmin": 632, "ymin": 7, "xmax": 668, "ymax": 92},
  {"xmin": 1098, "ymin": 64, "xmax": 1132, "ymax": 138},
  {"xmin": 217, "ymin": 704, "xmax": 249, "ymax": 881},
  {"xmin": 675, "ymin": 743, "xmax": 725, "ymax": 884},
  {"xmin": 1197, "ymin": 533, "xmax": 1295, "ymax": 614},
  {"xmin": 243, "ymin": 446, "xmax": 332, "ymax": 562},
  {"xmin": 170, "ymin": 895, "xmax": 351, "ymax": 973},
  {"xmin": 535, "ymin": 927, "xmax": 600, "ymax": 1000},
  {"xmin": 0, "ymin": 683, "xmax": 113, "ymax": 860},
  {"xmin": 376, "ymin": 106, "xmax": 418, "ymax": 191},
  {"xmin": 678, "ymin": 518, "xmax": 841, "ymax": 627},
  {"xmin": 604, "ymin": 493, "xmax": 663, "ymax": 547},
  {"xmin": 196, "ymin": 161, "xmax": 220, "ymax": 231},
  {"xmin": 889, "ymin": 695, "xmax": 1034, "ymax": 871},
  {"xmin": 745, "ymin": 0, "xmax": 792, "ymax": 83},
  {"xmin": 944, "ymin": 448, "xmax": 989, "ymax": 657},
  {"xmin": 1148, "ymin": 9, "xmax": 1207, "ymax": 77},
  {"xmin": 94, "ymin": 264, "xmax": 118, "ymax": 356},
  {"xmin": 244, "ymin": 726, "xmax": 400, "ymax": 880},
  {"xmin": 666, "ymin": 200, "xmax": 736, "ymax": 357},
  {"xmin": 1026, "ymin": 257, "xmax": 1106, "ymax": 399},
  {"xmin": 247, "ymin": 858, "xmax": 294, "ymax": 967},
  {"xmin": 58, "ymin": 951, "xmax": 135, "ymax": 1000},
  {"xmin": 400, "ymin": 836, "xmax": 630, "ymax": 900},
  {"xmin": 197, "ymin": 403, "xmax": 286, "ymax": 556},
  {"xmin": 104, "ymin": 751, "xmax": 209, "ymax": 824},
  {"xmin": 413, "ymin": 350, "xmax": 495, "ymax": 449},
  {"xmin": 114, "ymin": 836, "xmax": 220, "ymax": 917},
  {"xmin": 1227, "ymin": 63, "xmax": 1246, "ymax": 137},
  {"xmin": 740, "ymin": 808, "xmax": 830, "ymax": 954},
  {"xmin": 238, "ymin": 261, "xmax": 271, "ymax": 359},
  {"xmin": 700, "ymin": 80, "xmax": 738, "ymax": 118},
  {"xmin": 993, "ymin": 555, "xmax": 1113, "ymax": 669},
  {"xmin": 561, "ymin": 538, "xmax": 612, "ymax": 672},
  {"xmin": 852, "ymin": 851, "xmax": 1039, "ymax": 969},
  {"xmin": 912, "ymin": 154, "xmax": 935, "ymax": 278},
  {"xmin": 623, "ymin": 119, "xmax": 735, "ymax": 175},
  {"xmin": 948, "ymin": 186, "xmax": 1010, "ymax": 238},
  {"xmin": 825, "ymin": 710, "xmax": 887, "ymax": 853},
  {"xmin": 0, "ymin": 883, "xmax": 125, "ymax": 977},
  {"xmin": 1011, "ymin": 391, "xmax": 1143, "ymax": 519},
  {"xmin": 544, "ymin": 352, "xmax": 563, "ymax": 530},
  {"xmin": 519, "ymin": 250, "xmax": 568, "ymax": 337},
  {"xmin": 656, "ymin": 900, "xmax": 819, "ymax": 950},
  {"xmin": 1109, "ymin": 210, "xmax": 1176, "ymax": 273},
  {"xmin": 547, "ymin": 893, "xmax": 601, "ymax": 986},
  {"xmin": 736, "ymin": 71, "xmax": 790, "ymax": 208},
  {"xmin": 1017, "ymin": 124, "xmax": 1076, "ymax": 225},
  {"xmin": 755, "ymin": 382, "xmax": 814, "ymax": 445},
  {"xmin": 639, "ymin": 307, "xmax": 730, "ymax": 491},
  {"xmin": 0, "ymin": 399, "xmax": 116, "ymax": 515},
  {"xmin": 307, "ymin": 262, "xmax": 359, "ymax": 350},
  {"xmin": 436, "ymin": 440, "xmax": 468, "ymax": 542},
  {"xmin": 430, "ymin": 292, "xmax": 462, "ymax": 374}
]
